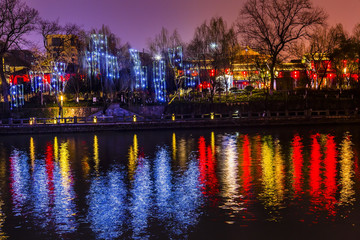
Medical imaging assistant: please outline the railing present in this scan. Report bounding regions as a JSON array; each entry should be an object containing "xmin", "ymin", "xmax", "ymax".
[{"xmin": 0, "ymin": 109, "xmax": 358, "ymax": 126}]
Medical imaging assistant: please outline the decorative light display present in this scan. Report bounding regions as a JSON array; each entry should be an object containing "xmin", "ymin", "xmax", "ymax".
[
  {"xmin": 168, "ymin": 46, "xmax": 183, "ymax": 69},
  {"xmin": 9, "ymin": 84, "xmax": 24, "ymax": 110},
  {"xmin": 50, "ymin": 61, "xmax": 67, "ymax": 94},
  {"xmin": 85, "ymin": 34, "xmax": 119, "ymax": 91},
  {"xmin": 183, "ymin": 63, "xmax": 200, "ymax": 88},
  {"xmin": 168, "ymin": 46, "xmax": 200, "ymax": 89},
  {"xmin": 129, "ymin": 49, "xmax": 147, "ymax": 90},
  {"xmin": 29, "ymin": 71, "xmax": 50, "ymax": 93},
  {"xmin": 153, "ymin": 58, "xmax": 166, "ymax": 102}
]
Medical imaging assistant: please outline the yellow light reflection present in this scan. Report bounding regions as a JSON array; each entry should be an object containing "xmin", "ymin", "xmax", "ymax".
[
  {"xmin": 54, "ymin": 137, "xmax": 59, "ymax": 162},
  {"xmin": 274, "ymin": 139, "xmax": 284, "ymax": 202},
  {"xmin": 178, "ymin": 138, "xmax": 187, "ymax": 168},
  {"xmin": 339, "ymin": 132, "xmax": 355, "ymax": 206},
  {"xmin": 59, "ymin": 141, "xmax": 71, "ymax": 189},
  {"xmin": 94, "ymin": 135, "xmax": 99, "ymax": 174},
  {"xmin": 30, "ymin": 137, "xmax": 35, "ymax": 170},
  {"xmin": 128, "ymin": 134, "xmax": 138, "ymax": 180},
  {"xmin": 172, "ymin": 133, "xmax": 177, "ymax": 161},
  {"xmin": 211, "ymin": 132, "xmax": 215, "ymax": 154},
  {"xmin": 260, "ymin": 136, "xmax": 283, "ymax": 221}
]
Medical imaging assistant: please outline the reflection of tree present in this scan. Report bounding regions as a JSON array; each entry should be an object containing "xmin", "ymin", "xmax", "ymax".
[
  {"xmin": 87, "ymin": 169, "xmax": 127, "ymax": 239},
  {"xmin": 324, "ymin": 135, "xmax": 337, "ymax": 216},
  {"xmin": 291, "ymin": 134, "xmax": 304, "ymax": 197},
  {"xmin": 187, "ymin": 17, "xmax": 238, "ymax": 99},
  {"xmin": 339, "ymin": 132, "xmax": 355, "ymax": 206},
  {"xmin": 260, "ymin": 136, "xmax": 284, "ymax": 221},
  {"xmin": 130, "ymin": 158, "xmax": 151, "ymax": 239}
]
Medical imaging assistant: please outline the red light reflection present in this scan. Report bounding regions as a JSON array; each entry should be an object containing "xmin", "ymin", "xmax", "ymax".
[{"xmin": 292, "ymin": 134, "xmax": 303, "ymax": 196}]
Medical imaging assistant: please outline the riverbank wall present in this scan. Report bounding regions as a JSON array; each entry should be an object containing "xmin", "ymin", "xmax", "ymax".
[{"xmin": 0, "ymin": 112, "xmax": 359, "ymax": 135}]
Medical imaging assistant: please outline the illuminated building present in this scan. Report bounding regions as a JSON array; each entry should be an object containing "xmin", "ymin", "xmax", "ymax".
[{"xmin": 45, "ymin": 34, "xmax": 79, "ymax": 65}]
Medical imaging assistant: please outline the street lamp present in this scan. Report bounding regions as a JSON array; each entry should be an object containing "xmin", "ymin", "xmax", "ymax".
[{"xmin": 58, "ymin": 94, "xmax": 64, "ymax": 121}]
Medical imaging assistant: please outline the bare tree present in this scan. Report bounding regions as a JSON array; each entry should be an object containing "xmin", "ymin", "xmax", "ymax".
[
  {"xmin": 300, "ymin": 26, "xmax": 344, "ymax": 89},
  {"xmin": 237, "ymin": 0, "xmax": 327, "ymax": 90},
  {"xmin": 187, "ymin": 17, "xmax": 239, "ymax": 99},
  {"xmin": 0, "ymin": 0, "xmax": 38, "ymax": 111},
  {"xmin": 148, "ymin": 27, "xmax": 183, "ymax": 92}
]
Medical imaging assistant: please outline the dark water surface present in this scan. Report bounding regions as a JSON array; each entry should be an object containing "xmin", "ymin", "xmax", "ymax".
[{"xmin": 1, "ymin": 125, "xmax": 360, "ymax": 239}]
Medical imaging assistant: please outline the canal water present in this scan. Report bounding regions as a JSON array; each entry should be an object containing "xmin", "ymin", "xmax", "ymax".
[{"xmin": 0, "ymin": 125, "xmax": 360, "ymax": 239}]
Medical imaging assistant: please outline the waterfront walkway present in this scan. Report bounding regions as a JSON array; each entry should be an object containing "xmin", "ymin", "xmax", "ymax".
[{"xmin": 0, "ymin": 109, "xmax": 358, "ymax": 134}]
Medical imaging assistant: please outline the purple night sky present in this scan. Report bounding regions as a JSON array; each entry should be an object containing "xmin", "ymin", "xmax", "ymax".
[{"xmin": 24, "ymin": 0, "xmax": 360, "ymax": 50}]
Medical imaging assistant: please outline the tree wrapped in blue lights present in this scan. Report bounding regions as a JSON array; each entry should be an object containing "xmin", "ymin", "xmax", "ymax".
[
  {"xmin": 168, "ymin": 46, "xmax": 183, "ymax": 69},
  {"xmin": 9, "ymin": 83, "xmax": 24, "ymax": 110},
  {"xmin": 29, "ymin": 70, "xmax": 47, "ymax": 93},
  {"xmin": 153, "ymin": 58, "xmax": 166, "ymax": 102},
  {"xmin": 168, "ymin": 46, "xmax": 185, "ymax": 90},
  {"xmin": 183, "ymin": 63, "xmax": 200, "ymax": 88},
  {"xmin": 85, "ymin": 34, "xmax": 119, "ymax": 94},
  {"xmin": 51, "ymin": 61, "xmax": 67, "ymax": 94},
  {"xmin": 129, "ymin": 49, "xmax": 147, "ymax": 90}
]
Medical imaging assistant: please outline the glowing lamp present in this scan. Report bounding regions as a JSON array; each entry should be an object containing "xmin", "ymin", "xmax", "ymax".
[
  {"xmin": 172, "ymin": 114, "xmax": 175, "ymax": 121},
  {"xmin": 133, "ymin": 115, "xmax": 137, "ymax": 122},
  {"xmin": 93, "ymin": 116, "xmax": 97, "ymax": 123},
  {"xmin": 210, "ymin": 112, "xmax": 214, "ymax": 120}
]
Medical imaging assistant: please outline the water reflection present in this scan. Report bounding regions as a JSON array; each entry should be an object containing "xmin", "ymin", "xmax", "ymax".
[
  {"xmin": 260, "ymin": 137, "xmax": 284, "ymax": 221},
  {"xmin": 291, "ymin": 134, "xmax": 304, "ymax": 197},
  {"xmin": 339, "ymin": 132, "xmax": 355, "ymax": 206},
  {"xmin": 324, "ymin": 135, "xmax": 338, "ymax": 216},
  {"xmin": 0, "ymin": 128, "xmax": 360, "ymax": 238},
  {"xmin": 87, "ymin": 168, "xmax": 126, "ymax": 239}
]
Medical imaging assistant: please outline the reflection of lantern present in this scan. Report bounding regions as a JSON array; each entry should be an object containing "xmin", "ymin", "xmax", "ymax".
[
  {"xmin": 191, "ymin": 71, "xmax": 198, "ymax": 77},
  {"xmin": 352, "ymin": 74, "xmax": 359, "ymax": 81}
]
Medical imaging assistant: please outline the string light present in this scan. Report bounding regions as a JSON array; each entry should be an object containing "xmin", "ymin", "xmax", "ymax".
[
  {"xmin": 153, "ymin": 57, "xmax": 166, "ymax": 102},
  {"xmin": 129, "ymin": 49, "xmax": 147, "ymax": 90}
]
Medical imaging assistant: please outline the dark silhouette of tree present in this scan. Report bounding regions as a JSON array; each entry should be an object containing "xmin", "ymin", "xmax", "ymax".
[
  {"xmin": 187, "ymin": 17, "xmax": 239, "ymax": 99},
  {"xmin": 0, "ymin": 0, "xmax": 38, "ymax": 111},
  {"xmin": 237, "ymin": 0, "xmax": 327, "ymax": 91},
  {"xmin": 148, "ymin": 27, "xmax": 183, "ymax": 92}
]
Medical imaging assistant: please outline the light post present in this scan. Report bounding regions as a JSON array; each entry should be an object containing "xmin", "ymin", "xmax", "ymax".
[{"xmin": 58, "ymin": 94, "xmax": 64, "ymax": 121}]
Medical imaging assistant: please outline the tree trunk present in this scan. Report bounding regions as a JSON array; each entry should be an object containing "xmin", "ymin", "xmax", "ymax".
[{"xmin": 0, "ymin": 59, "xmax": 9, "ymax": 112}]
